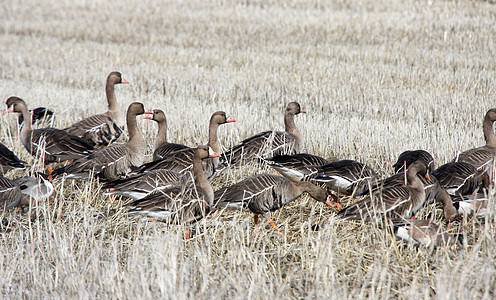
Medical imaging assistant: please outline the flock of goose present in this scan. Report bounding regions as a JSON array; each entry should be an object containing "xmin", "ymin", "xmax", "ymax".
[{"xmin": 1, "ymin": 71, "xmax": 494, "ymax": 247}]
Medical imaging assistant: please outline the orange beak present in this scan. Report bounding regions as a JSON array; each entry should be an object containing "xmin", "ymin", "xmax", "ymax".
[
  {"xmin": 121, "ymin": 78, "xmax": 130, "ymax": 84},
  {"xmin": 227, "ymin": 117, "xmax": 236, "ymax": 123}
]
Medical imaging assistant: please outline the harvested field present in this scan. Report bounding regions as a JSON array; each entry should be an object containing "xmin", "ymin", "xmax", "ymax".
[{"xmin": 1, "ymin": 0, "xmax": 496, "ymax": 298}]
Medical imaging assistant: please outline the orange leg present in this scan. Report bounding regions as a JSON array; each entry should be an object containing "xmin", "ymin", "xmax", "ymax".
[
  {"xmin": 267, "ymin": 218, "xmax": 280, "ymax": 231},
  {"xmin": 107, "ymin": 188, "xmax": 117, "ymax": 202},
  {"xmin": 48, "ymin": 166, "xmax": 53, "ymax": 181}
]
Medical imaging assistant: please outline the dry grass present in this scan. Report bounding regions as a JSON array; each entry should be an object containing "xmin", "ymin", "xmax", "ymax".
[{"xmin": 1, "ymin": 0, "xmax": 496, "ymax": 298}]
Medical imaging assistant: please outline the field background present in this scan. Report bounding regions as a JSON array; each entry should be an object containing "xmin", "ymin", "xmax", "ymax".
[{"xmin": 1, "ymin": 0, "xmax": 496, "ymax": 298}]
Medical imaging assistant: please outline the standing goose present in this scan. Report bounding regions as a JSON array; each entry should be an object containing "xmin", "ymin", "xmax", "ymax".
[
  {"xmin": 0, "ymin": 176, "xmax": 22, "ymax": 211},
  {"xmin": 135, "ymin": 111, "xmax": 235, "ymax": 178},
  {"xmin": 127, "ymin": 145, "xmax": 220, "ymax": 224},
  {"xmin": 214, "ymin": 173, "xmax": 332, "ymax": 230},
  {"xmin": 64, "ymin": 71, "xmax": 129, "ymax": 148},
  {"xmin": 221, "ymin": 102, "xmax": 306, "ymax": 166},
  {"xmin": 454, "ymin": 108, "xmax": 496, "ymax": 174},
  {"xmin": 264, "ymin": 153, "xmax": 338, "ymax": 182},
  {"xmin": 313, "ymin": 160, "xmax": 377, "ymax": 200},
  {"xmin": 102, "ymin": 169, "xmax": 188, "ymax": 200},
  {"xmin": 0, "ymin": 142, "xmax": 26, "ymax": 175},
  {"xmin": 145, "ymin": 109, "xmax": 195, "ymax": 160},
  {"xmin": 5, "ymin": 97, "xmax": 95, "ymax": 171},
  {"xmin": 432, "ymin": 162, "xmax": 480, "ymax": 197},
  {"xmin": 393, "ymin": 150, "xmax": 435, "ymax": 174},
  {"xmin": 52, "ymin": 102, "xmax": 152, "ymax": 181},
  {"xmin": 338, "ymin": 160, "xmax": 431, "ymax": 221},
  {"xmin": 391, "ymin": 219, "xmax": 462, "ymax": 248}
]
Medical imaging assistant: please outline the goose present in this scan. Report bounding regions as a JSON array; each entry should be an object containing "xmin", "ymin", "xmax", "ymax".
[
  {"xmin": 393, "ymin": 150, "xmax": 434, "ymax": 174},
  {"xmin": 0, "ymin": 142, "xmax": 26, "ymax": 175},
  {"xmin": 17, "ymin": 107, "xmax": 54, "ymax": 128},
  {"xmin": 0, "ymin": 176, "xmax": 22, "ymax": 211},
  {"xmin": 145, "ymin": 109, "xmax": 218, "ymax": 160},
  {"xmin": 134, "ymin": 111, "xmax": 235, "ymax": 178},
  {"xmin": 64, "ymin": 71, "xmax": 129, "ymax": 148},
  {"xmin": 13, "ymin": 175, "xmax": 54, "ymax": 206},
  {"xmin": 127, "ymin": 145, "xmax": 220, "ymax": 224},
  {"xmin": 454, "ymin": 108, "xmax": 496, "ymax": 175},
  {"xmin": 432, "ymin": 162, "xmax": 480, "ymax": 197},
  {"xmin": 52, "ymin": 102, "xmax": 152, "ymax": 181},
  {"xmin": 214, "ymin": 173, "xmax": 332, "ymax": 230},
  {"xmin": 391, "ymin": 219, "xmax": 462, "ymax": 248},
  {"xmin": 145, "ymin": 109, "xmax": 190, "ymax": 160},
  {"xmin": 5, "ymin": 97, "xmax": 95, "ymax": 175},
  {"xmin": 264, "ymin": 153, "xmax": 338, "ymax": 182},
  {"xmin": 361, "ymin": 161, "xmax": 457, "ymax": 221},
  {"xmin": 221, "ymin": 102, "xmax": 306, "ymax": 166},
  {"xmin": 102, "ymin": 169, "xmax": 188, "ymax": 200},
  {"xmin": 313, "ymin": 160, "xmax": 377, "ymax": 201},
  {"xmin": 338, "ymin": 160, "xmax": 431, "ymax": 221},
  {"xmin": 452, "ymin": 191, "xmax": 494, "ymax": 219}
]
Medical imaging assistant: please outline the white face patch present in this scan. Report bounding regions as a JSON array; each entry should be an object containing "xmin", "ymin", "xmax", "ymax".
[{"xmin": 395, "ymin": 227, "xmax": 415, "ymax": 244}]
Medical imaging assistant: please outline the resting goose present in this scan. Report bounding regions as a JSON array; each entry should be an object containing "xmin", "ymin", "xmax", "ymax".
[
  {"xmin": 0, "ymin": 176, "xmax": 22, "ymax": 210},
  {"xmin": 135, "ymin": 111, "xmax": 235, "ymax": 178},
  {"xmin": 102, "ymin": 169, "xmax": 188, "ymax": 200},
  {"xmin": 64, "ymin": 71, "xmax": 129, "ymax": 148},
  {"xmin": 214, "ymin": 173, "xmax": 331, "ymax": 230},
  {"xmin": 264, "ymin": 153, "xmax": 338, "ymax": 182},
  {"xmin": 361, "ymin": 160, "xmax": 457, "ymax": 221},
  {"xmin": 338, "ymin": 160, "xmax": 431, "ymax": 221},
  {"xmin": 221, "ymin": 102, "xmax": 306, "ymax": 166},
  {"xmin": 13, "ymin": 175, "xmax": 54, "ymax": 206},
  {"xmin": 393, "ymin": 150, "xmax": 435, "ymax": 174},
  {"xmin": 454, "ymin": 108, "xmax": 496, "ymax": 174},
  {"xmin": 5, "ymin": 97, "xmax": 95, "ymax": 169},
  {"xmin": 127, "ymin": 145, "xmax": 220, "ymax": 224},
  {"xmin": 145, "ymin": 109, "xmax": 195, "ymax": 160},
  {"xmin": 432, "ymin": 162, "xmax": 480, "ymax": 197},
  {"xmin": 313, "ymin": 160, "xmax": 377, "ymax": 199},
  {"xmin": 52, "ymin": 102, "xmax": 152, "ymax": 181},
  {"xmin": 391, "ymin": 219, "xmax": 462, "ymax": 248},
  {"xmin": 0, "ymin": 142, "xmax": 26, "ymax": 175}
]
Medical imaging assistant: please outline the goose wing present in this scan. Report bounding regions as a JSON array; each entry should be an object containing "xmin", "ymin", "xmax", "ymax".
[
  {"xmin": 455, "ymin": 146, "xmax": 494, "ymax": 171},
  {"xmin": 127, "ymin": 186, "xmax": 210, "ymax": 224},
  {"xmin": 222, "ymin": 131, "xmax": 299, "ymax": 166},
  {"xmin": 65, "ymin": 113, "xmax": 123, "ymax": 147},
  {"xmin": 103, "ymin": 169, "xmax": 189, "ymax": 200},
  {"xmin": 52, "ymin": 143, "xmax": 134, "ymax": 180},
  {"xmin": 338, "ymin": 185, "xmax": 416, "ymax": 220},
  {"xmin": 153, "ymin": 143, "xmax": 191, "ymax": 160},
  {"xmin": 214, "ymin": 174, "xmax": 289, "ymax": 214},
  {"xmin": 0, "ymin": 143, "xmax": 26, "ymax": 173},
  {"xmin": 432, "ymin": 162, "xmax": 479, "ymax": 196},
  {"xmin": 31, "ymin": 128, "xmax": 95, "ymax": 162},
  {"xmin": 0, "ymin": 176, "xmax": 22, "ymax": 210},
  {"xmin": 265, "ymin": 153, "xmax": 328, "ymax": 182}
]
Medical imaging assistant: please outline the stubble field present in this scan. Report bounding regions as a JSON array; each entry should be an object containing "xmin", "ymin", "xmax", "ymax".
[{"xmin": 1, "ymin": 0, "xmax": 496, "ymax": 298}]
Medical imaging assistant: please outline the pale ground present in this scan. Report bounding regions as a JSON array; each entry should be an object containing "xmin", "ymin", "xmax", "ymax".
[{"xmin": 0, "ymin": 0, "xmax": 496, "ymax": 298}]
